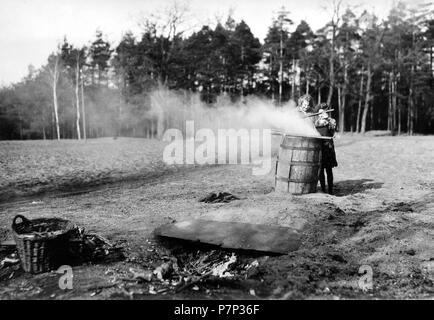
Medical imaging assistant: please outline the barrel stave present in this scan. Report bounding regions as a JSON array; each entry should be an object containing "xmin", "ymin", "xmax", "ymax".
[{"xmin": 275, "ymin": 135, "xmax": 322, "ymax": 194}]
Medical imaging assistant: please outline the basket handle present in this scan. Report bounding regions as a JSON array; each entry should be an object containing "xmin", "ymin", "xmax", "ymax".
[{"xmin": 12, "ymin": 215, "xmax": 31, "ymax": 228}]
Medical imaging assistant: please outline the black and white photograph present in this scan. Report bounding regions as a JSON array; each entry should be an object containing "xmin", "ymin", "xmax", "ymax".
[{"xmin": 0, "ymin": 0, "xmax": 433, "ymax": 304}]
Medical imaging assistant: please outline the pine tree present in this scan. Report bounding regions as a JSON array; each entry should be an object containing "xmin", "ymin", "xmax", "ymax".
[{"xmin": 89, "ymin": 30, "xmax": 113, "ymax": 87}]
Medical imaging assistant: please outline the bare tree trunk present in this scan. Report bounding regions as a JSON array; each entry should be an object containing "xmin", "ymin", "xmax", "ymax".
[
  {"xmin": 270, "ymin": 54, "xmax": 275, "ymax": 103},
  {"xmin": 356, "ymin": 70, "xmax": 364, "ymax": 133},
  {"xmin": 341, "ymin": 92, "xmax": 346, "ymax": 133},
  {"xmin": 361, "ymin": 64, "xmax": 372, "ymax": 134},
  {"xmin": 430, "ymin": 45, "xmax": 433, "ymax": 83},
  {"xmin": 279, "ymin": 33, "xmax": 283, "ymax": 105},
  {"xmin": 117, "ymin": 92, "xmax": 122, "ymax": 137},
  {"xmin": 17, "ymin": 110, "xmax": 23, "ymax": 139},
  {"xmin": 81, "ymin": 73, "xmax": 86, "ymax": 140},
  {"xmin": 326, "ymin": 24, "xmax": 336, "ymax": 106},
  {"xmin": 291, "ymin": 58, "xmax": 296, "ymax": 100},
  {"xmin": 51, "ymin": 56, "xmax": 61, "ymax": 140},
  {"xmin": 388, "ymin": 72, "xmax": 392, "ymax": 131},
  {"xmin": 75, "ymin": 57, "xmax": 81, "ymax": 140},
  {"xmin": 51, "ymin": 109, "xmax": 55, "ymax": 139},
  {"xmin": 408, "ymin": 32, "xmax": 416, "ymax": 135},
  {"xmin": 396, "ymin": 70, "xmax": 401, "ymax": 135},
  {"xmin": 339, "ymin": 62, "xmax": 348, "ymax": 133},
  {"xmin": 370, "ymin": 94, "xmax": 374, "ymax": 130},
  {"xmin": 306, "ymin": 78, "xmax": 309, "ymax": 95},
  {"xmin": 408, "ymin": 93, "xmax": 414, "ymax": 135},
  {"xmin": 407, "ymin": 97, "xmax": 410, "ymax": 134},
  {"xmin": 151, "ymin": 119, "xmax": 156, "ymax": 139},
  {"xmin": 408, "ymin": 65, "xmax": 415, "ymax": 135},
  {"xmin": 415, "ymin": 94, "xmax": 419, "ymax": 133},
  {"xmin": 240, "ymin": 46, "xmax": 245, "ymax": 101},
  {"xmin": 327, "ymin": 51, "xmax": 334, "ymax": 107},
  {"xmin": 91, "ymin": 66, "xmax": 95, "ymax": 86},
  {"xmin": 398, "ymin": 102, "xmax": 401, "ymax": 135},
  {"xmin": 337, "ymin": 86, "xmax": 341, "ymax": 126},
  {"xmin": 392, "ymin": 77, "xmax": 397, "ymax": 132},
  {"xmin": 297, "ymin": 66, "xmax": 301, "ymax": 99},
  {"xmin": 279, "ymin": 50, "xmax": 283, "ymax": 105}
]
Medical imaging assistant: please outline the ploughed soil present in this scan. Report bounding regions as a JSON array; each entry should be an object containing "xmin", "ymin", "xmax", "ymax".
[{"xmin": 0, "ymin": 134, "xmax": 433, "ymax": 300}]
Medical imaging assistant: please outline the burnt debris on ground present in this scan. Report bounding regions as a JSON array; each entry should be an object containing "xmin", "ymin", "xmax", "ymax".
[
  {"xmin": 69, "ymin": 229, "xmax": 126, "ymax": 265},
  {"xmin": 199, "ymin": 192, "xmax": 240, "ymax": 203},
  {"xmin": 107, "ymin": 238, "xmax": 267, "ymax": 298}
]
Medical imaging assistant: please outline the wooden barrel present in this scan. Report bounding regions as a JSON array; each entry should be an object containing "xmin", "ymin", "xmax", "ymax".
[{"xmin": 275, "ymin": 135, "xmax": 323, "ymax": 194}]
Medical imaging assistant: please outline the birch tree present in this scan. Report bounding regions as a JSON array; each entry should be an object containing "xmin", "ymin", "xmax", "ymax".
[
  {"xmin": 61, "ymin": 39, "xmax": 86, "ymax": 139},
  {"xmin": 46, "ymin": 54, "xmax": 61, "ymax": 140}
]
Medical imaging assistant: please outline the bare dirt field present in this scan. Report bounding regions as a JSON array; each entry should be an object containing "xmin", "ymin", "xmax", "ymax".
[{"xmin": 0, "ymin": 134, "xmax": 433, "ymax": 299}]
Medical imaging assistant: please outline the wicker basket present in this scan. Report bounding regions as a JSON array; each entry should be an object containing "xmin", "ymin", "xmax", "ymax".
[{"xmin": 12, "ymin": 215, "xmax": 76, "ymax": 274}]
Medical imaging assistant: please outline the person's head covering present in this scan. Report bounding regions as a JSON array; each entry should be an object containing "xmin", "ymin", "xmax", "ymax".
[
  {"xmin": 297, "ymin": 94, "xmax": 314, "ymax": 113},
  {"xmin": 318, "ymin": 102, "xmax": 329, "ymax": 110}
]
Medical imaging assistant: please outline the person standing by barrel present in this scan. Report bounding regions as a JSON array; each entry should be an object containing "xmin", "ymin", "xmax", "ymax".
[
  {"xmin": 297, "ymin": 94, "xmax": 315, "ymax": 116},
  {"xmin": 297, "ymin": 94, "xmax": 321, "ymax": 126},
  {"xmin": 315, "ymin": 103, "xmax": 338, "ymax": 195}
]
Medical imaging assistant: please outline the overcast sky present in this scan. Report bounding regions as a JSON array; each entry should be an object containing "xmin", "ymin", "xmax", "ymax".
[{"xmin": 0, "ymin": 0, "xmax": 408, "ymax": 85}]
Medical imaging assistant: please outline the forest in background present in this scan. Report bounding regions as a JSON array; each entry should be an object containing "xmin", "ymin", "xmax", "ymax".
[{"xmin": 1, "ymin": 0, "xmax": 434, "ymax": 140}]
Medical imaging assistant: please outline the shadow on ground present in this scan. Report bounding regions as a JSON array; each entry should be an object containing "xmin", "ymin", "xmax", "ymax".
[{"xmin": 334, "ymin": 179, "xmax": 383, "ymax": 197}]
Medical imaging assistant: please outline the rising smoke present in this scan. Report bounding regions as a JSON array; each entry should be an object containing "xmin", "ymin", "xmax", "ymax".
[{"xmin": 149, "ymin": 87, "xmax": 320, "ymax": 137}]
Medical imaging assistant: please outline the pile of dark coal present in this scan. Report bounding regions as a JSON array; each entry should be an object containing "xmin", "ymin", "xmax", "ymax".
[
  {"xmin": 68, "ymin": 229, "xmax": 125, "ymax": 264},
  {"xmin": 199, "ymin": 192, "xmax": 240, "ymax": 203}
]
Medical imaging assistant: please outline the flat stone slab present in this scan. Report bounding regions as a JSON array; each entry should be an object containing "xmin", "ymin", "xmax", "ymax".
[{"xmin": 154, "ymin": 219, "xmax": 301, "ymax": 254}]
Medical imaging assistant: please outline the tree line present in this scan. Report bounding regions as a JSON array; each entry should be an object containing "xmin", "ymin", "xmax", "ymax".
[{"xmin": 1, "ymin": 1, "xmax": 433, "ymax": 140}]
